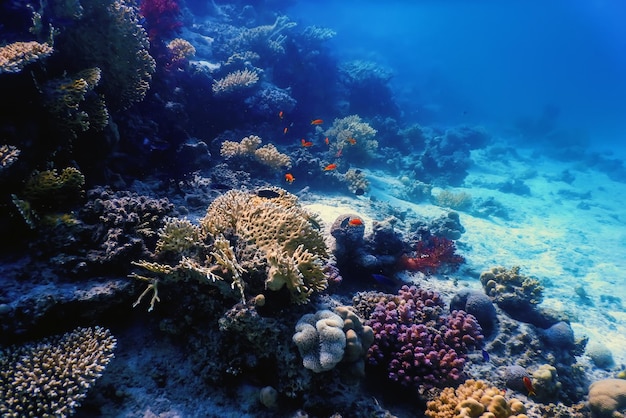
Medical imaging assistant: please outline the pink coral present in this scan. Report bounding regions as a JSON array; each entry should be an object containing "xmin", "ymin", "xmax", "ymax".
[{"xmin": 140, "ymin": 0, "xmax": 182, "ymax": 43}]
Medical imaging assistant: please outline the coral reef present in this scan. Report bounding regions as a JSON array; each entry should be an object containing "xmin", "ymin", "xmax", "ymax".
[
  {"xmin": 365, "ymin": 285, "xmax": 483, "ymax": 389},
  {"xmin": 531, "ymin": 364, "xmax": 561, "ymax": 403},
  {"xmin": 132, "ymin": 188, "xmax": 329, "ymax": 308},
  {"xmin": 324, "ymin": 114, "xmax": 378, "ymax": 160},
  {"xmin": 434, "ymin": 190, "xmax": 473, "ymax": 211},
  {"xmin": 139, "ymin": 0, "xmax": 182, "ymax": 42},
  {"xmin": 400, "ymin": 236, "xmax": 465, "ymax": 274},
  {"xmin": 220, "ymin": 135, "xmax": 291, "ymax": 170},
  {"xmin": 0, "ymin": 40, "xmax": 53, "ymax": 74},
  {"xmin": 479, "ymin": 266, "xmax": 545, "ymax": 324},
  {"xmin": 212, "ymin": 69, "xmax": 260, "ymax": 96},
  {"xmin": 293, "ymin": 310, "xmax": 346, "ymax": 373},
  {"xmin": 450, "ymin": 289, "xmax": 498, "ymax": 338},
  {"xmin": 344, "ymin": 168, "xmax": 369, "ymax": 195},
  {"xmin": 425, "ymin": 379, "xmax": 528, "ymax": 418},
  {"xmin": 22, "ymin": 167, "xmax": 85, "ymax": 209},
  {"xmin": 588, "ymin": 379, "xmax": 626, "ymax": 418},
  {"xmin": 0, "ymin": 326, "xmax": 116, "ymax": 417}
]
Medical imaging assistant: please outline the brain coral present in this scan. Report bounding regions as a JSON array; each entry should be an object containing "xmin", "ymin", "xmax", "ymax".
[
  {"xmin": 293, "ymin": 310, "xmax": 346, "ymax": 373},
  {"xmin": 0, "ymin": 326, "xmax": 116, "ymax": 417},
  {"xmin": 588, "ymin": 379, "xmax": 626, "ymax": 418},
  {"xmin": 425, "ymin": 379, "xmax": 528, "ymax": 418}
]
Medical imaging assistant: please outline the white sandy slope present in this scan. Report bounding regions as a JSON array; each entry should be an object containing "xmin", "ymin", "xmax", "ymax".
[{"xmin": 304, "ymin": 146, "xmax": 626, "ymax": 367}]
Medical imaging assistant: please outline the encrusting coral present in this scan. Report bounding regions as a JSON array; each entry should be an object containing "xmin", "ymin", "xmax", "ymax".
[
  {"xmin": 0, "ymin": 326, "xmax": 116, "ymax": 417},
  {"xmin": 221, "ymin": 135, "xmax": 291, "ymax": 170},
  {"xmin": 425, "ymin": 379, "xmax": 528, "ymax": 418}
]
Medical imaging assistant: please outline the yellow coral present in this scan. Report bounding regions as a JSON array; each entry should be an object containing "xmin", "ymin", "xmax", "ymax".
[
  {"xmin": 212, "ymin": 69, "xmax": 259, "ymax": 96},
  {"xmin": 0, "ymin": 41, "xmax": 53, "ymax": 74},
  {"xmin": 324, "ymin": 114, "xmax": 378, "ymax": 159},
  {"xmin": 155, "ymin": 217, "xmax": 204, "ymax": 256},
  {"xmin": 426, "ymin": 379, "xmax": 527, "ymax": 418},
  {"xmin": 201, "ymin": 188, "xmax": 328, "ymax": 304},
  {"xmin": 0, "ymin": 326, "xmax": 116, "ymax": 417},
  {"xmin": 220, "ymin": 135, "xmax": 291, "ymax": 170},
  {"xmin": 166, "ymin": 38, "xmax": 196, "ymax": 61}
]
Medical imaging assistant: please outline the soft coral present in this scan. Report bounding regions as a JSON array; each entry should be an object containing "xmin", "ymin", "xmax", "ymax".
[
  {"xmin": 140, "ymin": 0, "xmax": 182, "ymax": 43},
  {"xmin": 399, "ymin": 236, "xmax": 464, "ymax": 274}
]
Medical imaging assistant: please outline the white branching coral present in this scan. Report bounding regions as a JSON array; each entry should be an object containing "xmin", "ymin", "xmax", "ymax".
[
  {"xmin": 0, "ymin": 326, "xmax": 116, "ymax": 417},
  {"xmin": 212, "ymin": 69, "xmax": 259, "ymax": 96}
]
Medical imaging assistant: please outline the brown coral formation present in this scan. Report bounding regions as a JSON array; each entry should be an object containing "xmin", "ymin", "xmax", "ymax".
[
  {"xmin": 425, "ymin": 379, "xmax": 528, "ymax": 418},
  {"xmin": 221, "ymin": 135, "xmax": 291, "ymax": 170},
  {"xmin": 0, "ymin": 326, "xmax": 116, "ymax": 417},
  {"xmin": 0, "ymin": 40, "xmax": 53, "ymax": 74}
]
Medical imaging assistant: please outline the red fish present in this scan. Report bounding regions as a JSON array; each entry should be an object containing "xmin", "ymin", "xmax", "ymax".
[
  {"xmin": 301, "ymin": 139, "xmax": 313, "ymax": 147},
  {"xmin": 346, "ymin": 137, "xmax": 357, "ymax": 145},
  {"xmin": 283, "ymin": 127, "xmax": 288, "ymax": 135},
  {"xmin": 324, "ymin": 137, "xmax": 329, "ymax": 145},
  {"xmin": 323, "ymin": 163, "xmax": 337, "ymax": 171},
  {"xmin": 348, "ymin": 218, "xmax": 363, "ymax": 226},
  {"xmin": 310, "ymin": 119, "xmax": 323, "ymax": 125},
  {"xmin": 285, "ymin": 173, "xmax": 295, "ymax": 184},
  {"xmin": 278, "ymin": 110, "xmax": 284, "ymax": 119},
  {"xmin": 335, "ymin": 148, "xmax": 343, "ymax": 158},
  {"xmin": 522, "ymin": 377, "xmax": 535, "ymax": 396}
]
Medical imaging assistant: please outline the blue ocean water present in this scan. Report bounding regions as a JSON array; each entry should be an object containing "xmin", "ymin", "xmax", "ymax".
[{"xmin": 289, "ymin": 0, "xmax": 626, "ymax": 157}]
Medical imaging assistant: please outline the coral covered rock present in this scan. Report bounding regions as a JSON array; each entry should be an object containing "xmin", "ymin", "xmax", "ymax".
[
  {"xmin": 588, "ymin": 379, "xmax": 626, "ymax": 418},
  {"xmin": 425, "ymin": 379, "xmax": 528, "ymax": 418},
  {"xmin": 0, "ymin": 326, "xmax": 116, "ymax": 417}
]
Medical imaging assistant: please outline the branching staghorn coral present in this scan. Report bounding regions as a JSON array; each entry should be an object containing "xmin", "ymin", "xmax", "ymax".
[
  {"xmin": 0, "ymin": 41, "xmax": 53, "ymax": 74},
  {"xmin": 220, "ymin": 135, "xmax": 291, "ymax": 170},
  {"xmin": 0, "ymin": 326, "xmax": 116, "ymax": 417},
  {"xmin": 212, "ymin": 69, "xmax": 259, "ymax": 96}
]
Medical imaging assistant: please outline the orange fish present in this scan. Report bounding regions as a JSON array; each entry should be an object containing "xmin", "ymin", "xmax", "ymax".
[
  {"xmin": 348, "ymin": 218, "xmax": 363, "ymax": 226},
  {"xmin": 285, "ymin": 173, "xmax": 295, "ymax": 184},
  {"xmin": 283, "ymin": 127, "xmax": 289, "ymax": 135},
  {"xmin": 324, "ymin": 137, "xmax": 330, "ymax": 145},
  {"xmin": 279, "ymin": 111, "xmax": 284, "ymax": 119},
  {"xmin": 301, "ymin": 139, "xmax": 313, "ymax": 147},
  {"xmin": 310, "ymin": 119, "xmax": 324, "ymax": 125},
  {"xmin": 522, "ymin": 377, "xmax": 535, "ymax": 396},
  {"xmin": 346, "ymin": 137, "xmax": 357, "ymax": 145},
  {"xmin": 335, "ymin": 148, "xmax": 343, "ymax": 158},
  {"xmin": 323, "ymin": 163, "xmax": 337, "ymax": 171}
]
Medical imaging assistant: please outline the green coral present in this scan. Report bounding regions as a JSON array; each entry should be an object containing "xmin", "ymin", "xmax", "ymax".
[{"xmin": 480, "ymin": 266, "xmax": 543, "ymax": 306}]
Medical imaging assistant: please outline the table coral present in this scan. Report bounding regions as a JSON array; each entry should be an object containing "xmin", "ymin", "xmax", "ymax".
[
  {"xmin": 365, "ymin": 285, "xmax": 483, "ymax": 389},
  {"xmin": 0, "ymin": 326, "xmax": 116, "ymax": 417},
  {"xmin": 425, "ymin": 379, "xmax": 528, "ymax": 418}
]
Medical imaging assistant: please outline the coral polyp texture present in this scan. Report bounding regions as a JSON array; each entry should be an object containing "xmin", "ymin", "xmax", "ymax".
[
  {"xmin": 479, "ymin": 266, "xmax": 543, "ymax": 309},
  {"xmin": 0, "ymin": 326, "xmax": 116, "ymax": 417},
  {"xmin": 221, "ymin": 135, "xmax": 291, "ymax": 170},
  {"xmin": 132, "ymin": 188, "xmax": 329, "ymax": 309},
  {"xmin": 212, "ymin": 69, "xmax": 260, "ymax": 96},
  {"xmin": 293, "ymin": 310, "xmax": 347, "ymax": 373},
  {"xmin": 0, "ymin": 41, "xmax": 53, "ymax": 74},
  {"xmin": 365, "ymin": 285, "xmax": 483, "ymax": 389},
  {"xmin": 425, "ymin": 379, "xmax": 528, "ymax": 418}
]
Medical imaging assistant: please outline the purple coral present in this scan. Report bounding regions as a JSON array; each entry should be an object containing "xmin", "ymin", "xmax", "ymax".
[{"xmin": 366, "ymin": 285, "xmax": 483, "ymax": 389}]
